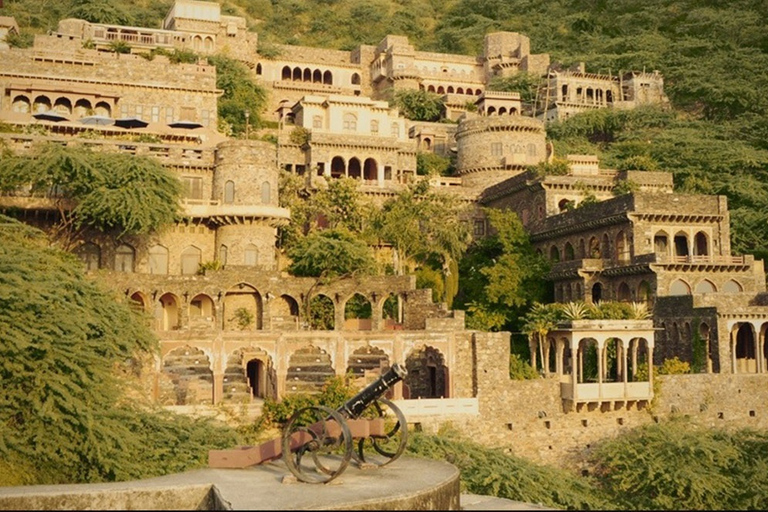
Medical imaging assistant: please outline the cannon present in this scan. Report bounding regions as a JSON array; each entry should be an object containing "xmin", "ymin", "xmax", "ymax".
[{"xmin": 209, "ymin": 363, "xmax": 409, "ymax": 484}]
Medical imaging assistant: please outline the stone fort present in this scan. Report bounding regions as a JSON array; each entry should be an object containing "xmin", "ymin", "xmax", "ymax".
[{"xmin": 1, "ymin": 0, "xmax": 766, "ymax": 469}]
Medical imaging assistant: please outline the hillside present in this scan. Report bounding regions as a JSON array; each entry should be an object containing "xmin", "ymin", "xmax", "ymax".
[{"xmin": 4, "ymin": 0, "xmax": 768, "ymax": 259}]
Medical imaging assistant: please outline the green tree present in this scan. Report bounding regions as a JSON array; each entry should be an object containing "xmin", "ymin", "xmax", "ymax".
[
  {"xmin": 592, "ymin": 418, "xmax": 741, "ymax": 510},
  {"xmin": 457, "ymin": 208, "xmax": 549, "ymax": 331},
  {"xmin": 487, "ymin": 72, "xmax": 542, "ymax": 112},
  {"xmin": 521, "ymin": 302, "xmax": 563, "ymax": 369},
  {"xmin": 0, "ymin": 144, "xmax": 182, "ymax": 248},
  {"xmin": 286, "ymin": 228, "xmax": 376, "ymax": 279},
  {"xmin": 207, "ymin": 54, "xmax": 268, "ymax": 136},
  {"xmin": 392, "ymin": 89, "xmax": 444, "ymax": 122},
  {"xmin": 417, "ymin": 152, "xmax": 453, "ymax": 176},
  {"xmin": 372, "ymin": 180, "xmax": 470, "ymax": 304},
  {"xmin": 0, "ymin": 217, "xmax": 236, "ymax": 484}
]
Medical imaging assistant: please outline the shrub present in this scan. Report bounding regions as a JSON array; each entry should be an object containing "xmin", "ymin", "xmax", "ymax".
[{"xmin": 509, "ymin": 353, "xmax": 539, "ymax": 380}]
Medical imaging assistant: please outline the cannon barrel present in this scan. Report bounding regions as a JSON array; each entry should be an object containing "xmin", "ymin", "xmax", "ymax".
[{"xmin": 337, "ymin": 363, "xmax": 407, "ymax": 419}]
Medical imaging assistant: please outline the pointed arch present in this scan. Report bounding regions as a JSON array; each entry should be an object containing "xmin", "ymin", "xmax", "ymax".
[
  {"xmin": 148, "ymin": 244, "xmax": 168, "ymax": 275},
  {"xmin": 115, "ymin": 243, "xmax": 135, "ymax": 273},
  {"xmin": 346, "ymin": 346, "xmax": 390, "ymax": 378},
  {"xmin": 695, "ymin": 279, "xmax": 717, "ymax": 294},
  {"xmin": 309, "ymin": 294, "xmax": 335, "ymax": 330},
  {"xmin": 363, "ymin": 158, "xmax": 377, "ymax": 181},
  {"xmin": 224, "ymin": 283, "xmax": 262, "ymax": 330},
  {"xmin": 75, "ymin": 242, "xmax": 100, "ymax": 271},
  {"xmin": 181, "ymin": 245, "xmax": 201, "ymax": 275},
  {"xmin": 344, "ymin": 293, "xmax": 372, "ymax": 331},
  {"xmin": 331, "ymin": 156, "xmax": 345, "ymax": 178},
  {"xmin": 159, "ymin": 292, "xmax": 180, "ymax": 331},
  {"xmin": 348, "ymin": 157, "xmax": 361, "ymax": 179},
  {"xmin": 189, "ymin": 293, "xmax": 215, "ymax": 325},
  {"xmin": 670, "ymin": 279, "xmax": 691, "ymax": 296}
]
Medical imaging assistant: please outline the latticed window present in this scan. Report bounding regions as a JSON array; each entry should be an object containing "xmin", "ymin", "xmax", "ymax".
[{"xmin": 343, "ymin": 113, "xmax": 357, "ymax": 131}]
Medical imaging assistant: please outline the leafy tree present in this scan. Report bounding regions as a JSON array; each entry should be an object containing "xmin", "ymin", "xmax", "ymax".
[
  {"xmin": 487, "ymin": 72, "xmax": 542, "ymax": 112},
  {"xmin": 372, "ymin": 180, "xmax": 470, "ymax": 304},
  {"xmin": 521, "ymin": 302, "xmax": 563, "ymax": 367},
  {"xmin": 407, "ymin": 427, "xmax": 611, "ymax": 510},
  {"xmin": 0, "ymin": 217, "xmax": 236, "ymax": 484},
  {"xmin": 592, "ymin": 418, "xmax": 742, "ymax": 510},
  {"xmin": 5, "ymin": 30, "xmax": 34, "ymax": 48},
  {"xmin": 392, "ymin": 89, "xmax": 444, "ymax": 122},
  {"xmin": 207, "ymin": 54, "xmax": 268, "ymax": 136},
  {"xmin": 457, "ymin": 208, "xmax": 549, "ymax": 331},
  {"xmin": 528, "ymin": 157, "xmax": 570, "ymax": 178},
  {"xmin": 0, "ymin": 143, "xmax": 182, "ymax": 248},
  {"xmin": 286, "ymin": 228, "xmax": 375, "ymax": 278},
  {"xmin": 417, "ymin": 152, "xmax": 453, "ymax": 176}
]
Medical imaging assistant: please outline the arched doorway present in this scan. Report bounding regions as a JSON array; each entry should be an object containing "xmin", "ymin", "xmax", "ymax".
[
  {"xmin": 224, "ymin": 284, "xmax": 262, "ymax": 330},
  {"xmin": 363, "ymin": 158, "xmax": 377, "ymax": 181},
  {"xmin": 591, "ymin": 283, "xmax": 602, "ymax": 303},
  {"xmin": 404, "ymin": 346, "xmax": 448, "ymax": 399},
  {"xmin": 735, "ymin": 323, "xmax": 756, "ymax": 373}
]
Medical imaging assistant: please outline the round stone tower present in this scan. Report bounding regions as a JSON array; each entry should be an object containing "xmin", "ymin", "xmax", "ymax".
[
  {"xmin": 210, "ymin": 140, "xmax": 289, "ymax": 270},
  {"xmin": 455, "ymin": 114, "xmax": 546, "ymax": 189}
]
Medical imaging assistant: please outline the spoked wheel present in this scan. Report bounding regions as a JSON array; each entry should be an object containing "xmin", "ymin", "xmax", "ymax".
[
  {"xmin": 281, "ymin": 405, "xmax": 353, "ymax": 484},
  {"xmin": 355, "ymin": 398, "xmax": 408, "ymax": 467}
]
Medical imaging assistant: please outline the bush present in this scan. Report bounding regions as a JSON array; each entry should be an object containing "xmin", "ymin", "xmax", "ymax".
[
  {"xmin": 260, "ymin": 376, "xmax": 358, "ymax": 427},
  {"xmin": 407, "ymin": 428, "xmax": 610, "ymax": 509},
  {"xmin": 591, "ymin": 418, "xmax": 745, "ymax": 510},
  {"xmin": 658, "ymin": 356, "xmax": 691, "ymax": 375},
  {"xmin": 509, "ymin": 354, "xmax": 539, "ymax": 380}
]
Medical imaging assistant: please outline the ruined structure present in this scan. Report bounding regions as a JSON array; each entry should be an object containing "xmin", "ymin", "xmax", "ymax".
[{"xmin": 0, "ymin": 0, "xmax": 766, "ymax": 468}]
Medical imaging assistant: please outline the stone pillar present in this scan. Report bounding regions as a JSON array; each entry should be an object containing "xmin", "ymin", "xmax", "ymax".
[
  {"xmin": 372, "ymin": 295, "xmax": 383, "ymax": 331},
  {"xmin": 334, "ymin": 296, "xmax": 345, "ymax": 331},
  {"xmin": 596, "ymin": 337, "xmax": 604, "ymax": 400},
  {"xmin": 751, "ymin": 322, "xmax": 761, "ymax": 374},
  {"xmin": 213, "ymin": 372, "xmax": 224, "ymax": 404},
  {"xmin": 622, "ymin": 338, "xmax": 629, "ymax": 396},
  {"xmin": 570, "ymin": 336, "xmax": 578, "ymax": 403},
  {"xmin": 647, "ymin": 341, "xmax": 655, "ymax": 396},
  {"xmin": 392, "ymin": 334, "xmax": 404, "ymax": 399},
  {"xmin": 335, "ymin": 334, "xmax": 346, "ymax": 377}
]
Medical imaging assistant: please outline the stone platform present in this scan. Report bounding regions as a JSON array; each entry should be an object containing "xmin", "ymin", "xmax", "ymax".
[{"xmin": 0, "ymin": 457, "xmax": 460, "ymax": 510}]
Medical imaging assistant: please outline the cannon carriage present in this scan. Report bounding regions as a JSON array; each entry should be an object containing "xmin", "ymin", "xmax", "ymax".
[{"xmin": 209, "ymin": 364, "xmax": 409, "ymax": 484}]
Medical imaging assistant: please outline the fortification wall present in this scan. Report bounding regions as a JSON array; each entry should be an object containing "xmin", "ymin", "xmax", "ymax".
[{"xmin": 415, "ymin": 331, "xmax": 768, "ymax": 471}]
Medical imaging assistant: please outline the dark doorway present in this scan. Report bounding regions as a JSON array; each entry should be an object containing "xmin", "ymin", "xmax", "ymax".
[{"xmin": 247, "ymin": 359, "xmax": 263, "ymax": 398}]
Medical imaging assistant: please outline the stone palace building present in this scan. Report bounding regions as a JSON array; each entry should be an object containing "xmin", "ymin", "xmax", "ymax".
[{"xmin": 1, "ymin": 0, "xmax": 766, "ymax": 467}]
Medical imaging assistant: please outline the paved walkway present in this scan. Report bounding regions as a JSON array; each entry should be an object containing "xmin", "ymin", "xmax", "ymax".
[{"xmin": 461, "ymin": 493, "xmax": 557, "ymax": 510}]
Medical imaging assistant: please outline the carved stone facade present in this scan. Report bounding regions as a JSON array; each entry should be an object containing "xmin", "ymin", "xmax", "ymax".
[
  {"xmin": 482, "ymin": 160, "xmax": 768, "ymax": 377},
  {"xmin": 3, "ymin": 1, "xmax": 767, "ymax": 462}
]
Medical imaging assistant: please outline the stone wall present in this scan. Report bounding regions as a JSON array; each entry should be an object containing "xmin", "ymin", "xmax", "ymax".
[{"xmin": 412, "ymin": 330, "xmax": 768, "ymax": 471}]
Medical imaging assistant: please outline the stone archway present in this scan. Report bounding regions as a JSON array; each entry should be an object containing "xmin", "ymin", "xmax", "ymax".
[
  {"xmin": 223, "ymin": 348, "xmax": 276, "ymax": 402},
  {"xmin": 224, "ymin": 284, "xmax": 262, "ymax": 331},
  {"xmin": 404, "ymin": 346, "xmax": 448, "ymax": 399},
  {"xmin": 346, "ymin": 346, "xmax": 390, "ymax": 385}
]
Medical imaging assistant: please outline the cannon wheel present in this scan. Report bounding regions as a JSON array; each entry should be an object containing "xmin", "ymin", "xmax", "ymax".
[
  {"xmin": 282, "ymin": 405, "xmax": 353, "ymax": 484},
  {"xmin": 355, "ymin": 398, "xmax": 408, "ymax": 467}
]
